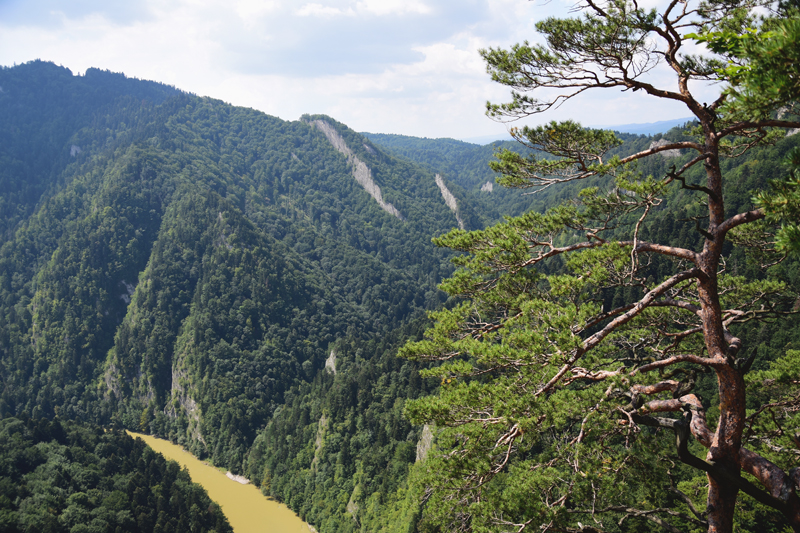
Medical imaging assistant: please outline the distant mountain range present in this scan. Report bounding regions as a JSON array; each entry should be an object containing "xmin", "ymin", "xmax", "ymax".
[
  {"xmin": 595, "ymin": 116, "xmax": 696, "ymax": 135},
  {"xmin": 456, "ymin": 117, "xmax": 695, "ymax": 145}
]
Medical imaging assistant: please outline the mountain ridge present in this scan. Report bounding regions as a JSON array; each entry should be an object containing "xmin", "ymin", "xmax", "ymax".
[{"xmin": 1, "ymin": 59, "xmax": 479, "ymax": 531}]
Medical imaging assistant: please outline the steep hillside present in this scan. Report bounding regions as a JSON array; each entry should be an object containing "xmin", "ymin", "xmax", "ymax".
[{"xmin": 0, "ymin": 60, "xmax": 471, "ymax": 530}]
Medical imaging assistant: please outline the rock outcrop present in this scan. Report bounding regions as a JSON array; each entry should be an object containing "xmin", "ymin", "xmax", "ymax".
[
  {"xmin": 435, "ymin": 174, "xmax": 465, "ymax": 230},
  {"xmin": 649, "ymin": 138, "xmax": 681, "ymax": 158},
  {"xmin": 325, "ymin": 349, "xmax": 337, "ymax": 375},
  {"xmin": 311, "ymin": 120, "xmax": 403, "ymax": 220},
  {"xmin": 416, "ymin": 424, "xmax": 434, "ymax": 462}
]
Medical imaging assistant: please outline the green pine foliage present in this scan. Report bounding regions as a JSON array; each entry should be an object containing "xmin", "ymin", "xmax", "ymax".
[
  {"xmin": 396, "ymin": 0, "xmax": 800, "ymax": 529},
  {"xmin": 401, "ymin": 130, "xmax": 800, "ymax": 532}
]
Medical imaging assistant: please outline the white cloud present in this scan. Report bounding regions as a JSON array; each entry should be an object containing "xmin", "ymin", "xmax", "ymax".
[
  {"xmin": 295, "ymin": 0, "xmax": 433, "ymax": 17},
  {"xmin": 355, "ymin": 0, "xmax": 432, "ymax": 16},
  {"xmin": 234, "ymin": 0, "xmax": 280, "ymax": 21},
  {"xmin": 0, "ymin": 0, "xmax": 714, "ymax": 139},
  {"xmin": 405, "ymin": 39, "xmax": 486, "ymax": 76},
  {"xmin": 295, "ymin": 3, "xmax": 354, "ymax": 17}
]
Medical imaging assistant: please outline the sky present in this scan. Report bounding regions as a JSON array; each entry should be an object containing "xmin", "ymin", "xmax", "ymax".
[{"xmin": 0, "ymin": 0, "xmax": 708, "ymax": 140}]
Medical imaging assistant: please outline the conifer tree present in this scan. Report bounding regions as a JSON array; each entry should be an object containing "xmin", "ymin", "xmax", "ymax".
[{"xmin": 402, "ymin": 1, "xmax": 800, "ymax": 531}]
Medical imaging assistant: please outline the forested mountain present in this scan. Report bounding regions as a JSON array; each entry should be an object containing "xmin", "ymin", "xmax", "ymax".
[
  {"xmin": 360, "ymin": 132, "xmax": 539, "ymax": 223},
  {"xmin": 0, "ymin": 60, "xmax": 469, "ymax": 531},
  {"xmin": 1, "ymin": 59, "xmax": 798, "ymax": 532}
]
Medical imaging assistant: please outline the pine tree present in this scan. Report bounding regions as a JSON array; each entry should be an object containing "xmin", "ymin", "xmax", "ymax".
[{"xmin": 402, "ymin": 1, "xmax": 800, "ymax": 531}]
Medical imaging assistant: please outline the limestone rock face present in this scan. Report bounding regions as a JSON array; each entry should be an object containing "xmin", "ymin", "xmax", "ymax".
[
  {"xmin": 311, "ymin": 414, "xmax": 328, "ymax": 470},
  {"xmin": 325, "ymin": 349, "xmax": 336, "ymax": 375},
  {"xmin": 435, "ymin": 174, "xmax": 465, "ymax": 230},
  {"xmin": 311, "ymin": 119, "xmax": 404, "ymax": 220},
  {"xmin": 416, "ymin": 424, "xmax": 434, "ymax": 462},
  {"xmin": 649, "ymin": 138, "xmax": 681, "ymax": 158}
]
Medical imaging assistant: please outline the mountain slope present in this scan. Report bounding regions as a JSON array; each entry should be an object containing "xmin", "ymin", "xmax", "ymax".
[{"xmin": 0, "ymin": 61, "xmax": 473, "ymax": 530}]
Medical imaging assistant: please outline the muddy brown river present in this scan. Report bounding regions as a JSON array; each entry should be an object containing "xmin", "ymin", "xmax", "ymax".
[{"xmin": 127, "ymin": 432, "xmax": 311, "ymax": 533}]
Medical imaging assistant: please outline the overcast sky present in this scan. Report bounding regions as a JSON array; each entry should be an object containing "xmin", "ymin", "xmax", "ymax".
[{"xmin": 0, "ymin": 0, "xmax": 707, "ymax": 139}]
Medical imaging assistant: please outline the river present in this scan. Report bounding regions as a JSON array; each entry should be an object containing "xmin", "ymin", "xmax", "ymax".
[{"xmin": 127, "ymin": 432, "xmax": 312, "ymax": 533}]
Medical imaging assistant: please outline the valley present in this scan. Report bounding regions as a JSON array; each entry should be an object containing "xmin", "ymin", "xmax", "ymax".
[
  {"xmin": 128, "ymin": 432, "xmax": 310, "ymax": 533},
  {"xmin": 0, "ymin": 58, "xmax": 798, "ymax": 532}
]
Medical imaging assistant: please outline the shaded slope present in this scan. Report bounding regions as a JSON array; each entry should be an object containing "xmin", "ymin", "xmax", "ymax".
[
  {"xmin": 0, "ymin": 63, "xmax": 464, "ymax": 529},
  {"xmin": 0, "ymin": 61, "xmax": 179, "ymax": 237}
]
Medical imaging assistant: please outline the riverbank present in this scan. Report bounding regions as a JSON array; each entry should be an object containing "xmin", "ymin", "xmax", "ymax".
[{"xmin": 127, "ymin": 432, "xmax": 311, "ymax": 533}]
